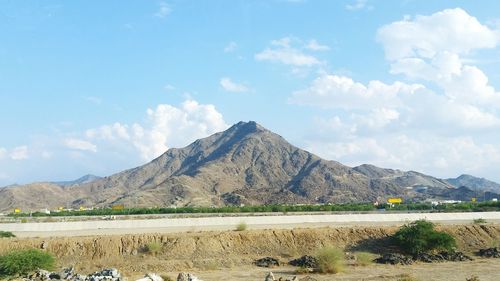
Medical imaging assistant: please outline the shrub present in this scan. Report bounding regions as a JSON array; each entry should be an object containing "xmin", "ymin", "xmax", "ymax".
[
  {"xmin": 235, "ymin": 221, "xmax": 247, "ymax": 231},
  {"xmin": 315, "ymin": 246, "xmax": 345, "ymax": 274},
  {"xmin": 0, "ymin": 249, "xmax": 55, "ymax": 276},
  {"xmin": 392, "ymin": 220, "xmax": 456, "ymax": 255},
  {"xmin": 161, "ymin": 275, "xmax": 174, "ymax": 281},
  {"xmin": 145, "ymin": 241, "xmax": 162, "ymax": 255},
  {"xmin": 0, "ymin": 231, "xmax": 15, "ymax": 238},
  {"xmin": 354, "ymin": 252, "xmax": 375, "ymax": 266},
  {"xmin": 466, "ymin": 276, "xmax": 480, "ymax": 281},
  {"xmin": 473, "ymin": 218, "xmax": 487, "ymax": 224},
  {"xmin": 397, "ymin": 273, "xmax": 420, "ymax": 281}
]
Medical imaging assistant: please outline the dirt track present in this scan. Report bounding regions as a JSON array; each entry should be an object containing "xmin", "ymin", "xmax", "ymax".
[{"xmin": 1, "ymin": 224, "xmax": 499, "ymax": 280}]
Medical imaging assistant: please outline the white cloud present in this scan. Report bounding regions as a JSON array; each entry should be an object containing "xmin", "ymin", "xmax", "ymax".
[
  {"xmin": 306, "ymin": 134, "xmax": 500, "ymax": 179},
  {"xmin": 256, "ymin": 37, "xmax": 322, "ymax": 66},
  {"xmin": 305, "ymin": 39, "xmax": 330, "ymax": 51},
  {"xmin": 289, "ymin": 74, "xmax": 424, "ymax": 109},
  {"xmin": 352, "ymin": 108, "xmax": 400, "ymax": 131},
  {"xmin": 84, "ymin": 96, "xmax": 102, "ymax": 105},
  {"xmin": 345, "ymin": 0, "xmax": 372, "ymax": 11},
  {"xmin": 64, "ymin": 138, "xmax": 97, "ymax": 153},
  {"xmin": 0, "ymin": 147, "xmax": 6, "ymax": 159},
  {"xmin": 164, "ymin": 84, "xmax": 175, "ymax": 91},
  {"xmin": 86, "ymin": 99, "xmax": 228, "ymax": 161},
  {"xmin": 10, "ymin": 146, "xmax": 29, "ymax": 160},
  {"xmin": 377, "ymin": 8, "xmax": 499, "ymax": 61},
  {"xmin": 378, "ymin": 8, "xmax": 500, "ymax": 107},
  {"xmin": 220, "ymin": 77, "xmax": 249, "ymax": 93},
  {"xmin": 255, "ymin": 48, "xmax": 320, "ymax": 66},
  {"xmin": 224, "ymin": 41, "xmax": 237, "ymax": 53},
  {"xmin": 293, "ymin": 8, "xmax": 500, "ymax": 181},
  {"xmin": 155, "ymin": 2, "xmax": 171, "ymax": 18}
]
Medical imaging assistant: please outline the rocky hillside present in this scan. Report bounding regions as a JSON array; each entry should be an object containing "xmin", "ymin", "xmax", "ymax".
[
  {"xmin": 446, "ymin": 174, "xmax": 500, "ymax": 193},
  {"xmin": 0, "ymin": 121, "xmax": 498, "ymax": 212},
  {"xmin": 53, "ymin": 174, "xmax": 102, "ymax": 187}
]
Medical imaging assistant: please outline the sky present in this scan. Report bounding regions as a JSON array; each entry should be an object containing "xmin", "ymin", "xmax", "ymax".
[{"xmin": 1, "ymin": 0, "xmax": 500, "ymax": 186}]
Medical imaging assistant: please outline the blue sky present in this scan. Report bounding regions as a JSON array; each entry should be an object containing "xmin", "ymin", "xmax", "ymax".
[{"xmin": 1, "ymin": 0, "xmax": 500, "ymax": 185}]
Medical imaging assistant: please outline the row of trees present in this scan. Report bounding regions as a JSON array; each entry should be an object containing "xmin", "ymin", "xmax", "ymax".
[{"xmin": 9, "ymin": 200, "xmax": 500, "ymax": 217}]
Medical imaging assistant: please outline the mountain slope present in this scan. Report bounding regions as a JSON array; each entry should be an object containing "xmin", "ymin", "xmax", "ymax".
[
  {"xmin": 353, "ymin": 164, "xmax": 454, "ymax": 191},
  {"xmin": 0, "ymin": 183, "xmax": 71, "ymax": 212},
  {"xmin": 446, "ymin": 175, "xmax": 500, "ymax": 193},
  {"xmin": 53, "ymin": 174, "xmax": 102, "ymax": 187}
]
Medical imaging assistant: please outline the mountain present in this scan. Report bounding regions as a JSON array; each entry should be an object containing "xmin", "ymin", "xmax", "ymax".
[
  {"xmin": 53, "ymin": 174, "xmax": 102, "ymax": 187},
  {"xmin": 446, "ymin": 174, "xmax": 500, "ymax": 193},
  {"xmin": 0, "ymin": 183, "xmax": 72, "ymax": 212},
  {"xmin": 63, "ymin": 121, "xmax": 407, "ymax": 208},
  {"xmin": 353, "ymin": 164, "xmax": 454, "ymax": 191},
  {"xmin": 0, "ymin": 121, "xmax": 495, "ymax": 212}
]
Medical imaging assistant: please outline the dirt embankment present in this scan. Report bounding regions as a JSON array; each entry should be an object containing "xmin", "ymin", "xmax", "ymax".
[{"xmin": 0, "ymin": 224, "xmax": 498, "ymax": 275}]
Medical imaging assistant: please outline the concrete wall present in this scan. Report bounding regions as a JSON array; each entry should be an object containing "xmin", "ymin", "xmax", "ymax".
[{"xmin": 2, "ymin": 212, "xmax": 499, "ymax": 233}]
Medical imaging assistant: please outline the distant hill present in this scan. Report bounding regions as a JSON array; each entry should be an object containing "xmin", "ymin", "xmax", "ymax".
[
  {"xmin": 353, "ymin": 164, "xmax": 453, "ymax": 190},
  {"xmin": 53, "ymin": 174, "xmax": 102, "ymax": 187},
  {"xmin": 446, "ymin": 174, "xmax": 500, "ymax": 193},
  {"xmin": 0, "ymin": 121, "xmax": 498, "ymax": 212}
]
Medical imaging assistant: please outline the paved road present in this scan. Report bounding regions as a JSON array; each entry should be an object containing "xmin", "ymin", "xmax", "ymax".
[{"xmin": 3, "ymin": 211, "xmax": 500, "ymax": 237}]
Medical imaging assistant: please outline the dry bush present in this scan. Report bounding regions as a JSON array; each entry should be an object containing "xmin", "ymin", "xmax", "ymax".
[
  {"xmin": 145, "ymin": 241, "xmax": 162, "ymax": 255},
  {"xmin": 396, "ymin": 273, "xmax": 420, "ymax": 281},
  {"xmin": 235, "ymin": 221, "xmax": 247, "ymax": 231},
  {"xmin": 315, "ymin": 246, "xmax": 345, "ymax": 274},
  {"xmin": 354, "ymin": 252, "xmax": 375, "ymax": 266}
]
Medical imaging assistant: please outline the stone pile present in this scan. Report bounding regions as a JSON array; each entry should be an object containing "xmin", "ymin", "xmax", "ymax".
[
  {"xmin": 438, "ymin": 251, "xmax": 473, "ymax": 262},
  {"xmin": 374, "ymin": 253, "xmax": 413, "ymax": 265},
  {"xmin": 176, "ymin": 272, "xmax": 203, "ymax": 281},
  {"xmin": 255, "ymin": 257, "xmax": 280, "ymax": 268},
  {"xmin": 413, "ymin": 251, "xmax": 472, "ymax": 263},
  {"xmin": 376, "ymin": 251, "xmax": 473, "ymax": 265},
  {"xmin": 136, "ymin": 273, "xmax": 163, "ymax": 281},
  {"xmin": 27, "ymin": 268, "xmax": 122, "ymax": 281},
  {"xmin": 478, "ymin": 247, "xmax": 500, "ymax": 258},
  {"xmin": 264, "ymin": 272, "xmax": 317, "ymax": 281},
  {"xmin": 288, "ymin": 256, "xmax": 318, "ymax": 269}
]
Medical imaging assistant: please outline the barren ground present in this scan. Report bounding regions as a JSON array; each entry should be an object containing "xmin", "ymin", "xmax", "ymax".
[{"xmin": 1, "ymin": 223, "xmax": 499, "ymax": 280}]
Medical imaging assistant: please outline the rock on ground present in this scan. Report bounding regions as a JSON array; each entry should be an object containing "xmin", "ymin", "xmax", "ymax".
[
  {"xmin": 374, "ymin": 253, "xmax": 413, "ymax": 265},
  {"xmin": 288, "ymin": 255, "xmax": 318, "ymax": 268},
  {"xmin": 176, "ymin": 272, "xmax": 203, "ymax": 281},
  {"xmin": 255, "ymin": 257, "xmax": 280, "ymax": 268},
  {"xmin": 478, "ymin": 247, "xmax": 500, "ymax": 258}
]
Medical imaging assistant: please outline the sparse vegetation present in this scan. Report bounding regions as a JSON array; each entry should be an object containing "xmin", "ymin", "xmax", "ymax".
[
  {"xmin": 201, "ymin": 260, "xmax": 219, "ymax": 271},
  {"xmin": 315, "ymin": 246, "xmax": 345, "ymax": 274},
  {"xmin": 294, "ymin": 267, "xmax": 310, "ymax": 274},
  {"xmin": 144, "ymin": 241, "xmax": 162, "ymax": 255},
  {"xmin": 161, "ymin": 275, "xmax": 174, "ymax": 281},
  {"xmin": 354, "ymin": 252, "xmax": 375, "ymax": 266},
  {"xmin": 0, "ymin": 249, "xmax": 55, "ymax": 277},
  {"xmin": 0, "ymin": 231, "xmax": 15, "ymax": 238},
  {"xmin": 396, "ymin": 273, "xmax": 420, "ymax": 281},
  {"xmin": 235, "ymin": 221, "xmax": 247, "ymax": 231},
  {"xmin": 392, "ymin": 220, "xmax": 456, "ymax": 255},
  {"xmin": 473, "ymin": 218, "xmax": 487, "ymax": 224},
  {"xmin": 8, "ymin": 200, "xmax": 500, "ymax": 217}
]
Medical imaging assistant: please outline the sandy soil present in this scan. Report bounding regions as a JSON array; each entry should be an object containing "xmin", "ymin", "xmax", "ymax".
[
  {"xmin": 155, "ymin": 261, "xmax": 500, "ymax": 281},
  {"xmin": 1, "ymin": 224, "xmax": 499, "ymax": 280}
]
